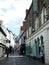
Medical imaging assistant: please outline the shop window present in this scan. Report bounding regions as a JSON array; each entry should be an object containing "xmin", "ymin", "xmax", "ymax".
[
  {"xmin": 34, "ymin": 39, "xmax": 37, "ymax": 56},
  {"xmin": 37, "ymin": 38, "xmax": 40, "ymax": 45},
  {"xmin": 37, "ymin": 38, "xmax": 40, "ymax": 57},
  {"xmin": 35, "ymin": 39, "xmax": 37, "ymax": 43},
  {"xmin": 40, "ymin": 35, "xmax": 44, "ymax": 52}
]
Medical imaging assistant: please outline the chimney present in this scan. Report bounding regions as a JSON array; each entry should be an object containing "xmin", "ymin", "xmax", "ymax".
[
  {"xmin": 26, "ymin": 9, "xmax": 28, "ymax": 15},
  {"xmin": 0, "ymin": 20, "xmax": 3, "ymax": 25},
  {"xmin": 23, "ymin": 21, "xmax": 27, "ymax": 31},
  {"xmin": 21, "ymin": 26, "xmax": 23, "ymax": 31},
  {"xmin": 23, "ymin": 21, "xmax": 26, "ymax": 26}
]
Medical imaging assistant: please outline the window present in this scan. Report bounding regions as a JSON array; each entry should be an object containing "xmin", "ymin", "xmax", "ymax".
[{"xmin": 40, "ymin": 35, "xmax": 44, "ymax": 46}]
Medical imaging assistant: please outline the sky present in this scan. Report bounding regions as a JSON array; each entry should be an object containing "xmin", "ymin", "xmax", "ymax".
[{"xmin": 0, "ymin": 0, "xmax": 32, "ymax": 35}]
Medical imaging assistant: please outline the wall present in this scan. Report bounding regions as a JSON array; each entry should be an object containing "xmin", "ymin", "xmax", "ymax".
[
  {"xmin": 10, "ymin": 32, "xmax": 15, "ymax": 48},
  {"xmin": 21, "ymin": 32, "xmax": 26, "ymax": 44},
  {"xmin": 0, "ymin": 47, "xmax": 3, "ymax": 57},
  {"xmin": 0, "ymin": 31, "xmax": 5, "ymax": 40},
  {"xmin": 45, "ymin": 28, "xmax": 49, "ymax": 63},
  {"xmin": 26, "ymin": 20, "xmax": 49, "ymax": 64},
  {"xmin": 0, "ymin": 31, "xmax": 6, "ymax": 57}
]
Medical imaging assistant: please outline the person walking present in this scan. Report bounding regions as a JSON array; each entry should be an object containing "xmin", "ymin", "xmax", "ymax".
[
  {"xmin": 5, "ymin": 47, "xmax": 9, "ymax": 59},
  {"xmin": 7, "ymin": 49, "xmax": 9, "ymax": 58},
  {"xmin": 40, "ymin": 51, "xmax": 44, "ymax": 63}
]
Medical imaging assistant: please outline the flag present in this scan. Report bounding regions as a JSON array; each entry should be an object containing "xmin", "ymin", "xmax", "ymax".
[{"xmin": 32, "ymin": 0, "xmax": 40, "ymax": 13}]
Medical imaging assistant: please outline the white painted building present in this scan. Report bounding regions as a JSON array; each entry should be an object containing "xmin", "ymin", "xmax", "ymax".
[
  {"xmin": 5, "ymin": 29, "xmax": 15, "ymax": 48},
  {"xmin": 10, "ymin": 32, "xmax": 15, "ymax": 48},
  {"xmin": 0, "ymin": 21, "xmax": 15, "ymax": 57},
  {"xmin": 0, "ymin": 21, "xmax": 7, "ymax": 57}
]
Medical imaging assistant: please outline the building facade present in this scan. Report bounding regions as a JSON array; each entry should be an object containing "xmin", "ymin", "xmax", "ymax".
[
  {"xmin": 0, "ymin": 22, "xmax": 6, "ymax": 57},
  {"xmin": 0, "ymin": 21, "xmax": 15, "ymax": 57},
  {"xmin": 25, "ymin": 0, "xmax": 49, "ymax": 64},
  {"xmin": 19, "ymin": 21, "xmax": 26, "ymax": 55}
]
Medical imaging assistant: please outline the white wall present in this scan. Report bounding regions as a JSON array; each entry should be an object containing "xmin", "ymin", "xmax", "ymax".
[
  {"xmin": 44, "ymin": 28, "xmax": 49, "ymax": 64},
  {"xmin": 26, "ymin": 21, "xmax": 49, "ymax": 64},
  {"xmin": 10, "ymin": 32, "xmax": 15, "ymax": 48},
  {"xmin": 0, "ymin": 47, "xmax": 3, "ymax": 57},
  {"xmin": 0, "ymin": 32, "xmax": 5, "ymax": 40},
  {"xmin": 6, "ymin": 30, "xmax": 10, "ymax": 41}
]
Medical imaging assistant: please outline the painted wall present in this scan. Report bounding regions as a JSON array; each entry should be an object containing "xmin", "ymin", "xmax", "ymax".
[
  {"xmin": 0, "ymin": 31, "xmax": 6, "ymax": 57},
  {"xmin": 10, "ymin": 32, "xmax": 15, "ymax": 48},
  {"xmin": 0, "ymin": 47, "xmax": 3, "ymax": 57},
  {"xmin": 26, "ymin": 21, "xmax": 49, "ymax": 64}
]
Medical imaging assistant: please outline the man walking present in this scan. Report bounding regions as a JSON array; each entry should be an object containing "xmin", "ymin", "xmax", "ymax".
[{"xmin": 5, "ymin": 47, "xmax": 9, "ymax": 59}]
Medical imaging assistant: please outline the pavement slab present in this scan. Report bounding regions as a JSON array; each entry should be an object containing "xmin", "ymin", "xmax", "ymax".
[
  {"xmin": 0, "ymin": 55, "xmax": 45, "ymax": 65},
  {"xmin": 0, "ymin": 54, "xmax": 48, "ymax": 65}
]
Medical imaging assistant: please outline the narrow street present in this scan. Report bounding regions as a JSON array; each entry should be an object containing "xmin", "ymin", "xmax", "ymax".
[{"xmin": 0, "ymin": 51, "xmax": 47, "ymax": 65}]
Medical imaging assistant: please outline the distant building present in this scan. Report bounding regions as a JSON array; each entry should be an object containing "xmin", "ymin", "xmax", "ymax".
[
  {"xmin": 19, "ymin": 21, "xmax": 26, "ymax": 55},
  {"xmin": 0, "ymin": 20, "xmax": 16, "ymax": 57},
  {"xmin": 9, "ymin": 31, "xmax": 15, "ymax": 48}
]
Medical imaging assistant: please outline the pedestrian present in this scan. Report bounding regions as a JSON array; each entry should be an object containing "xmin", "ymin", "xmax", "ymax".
[
  {"xmin": 5, "ymin": 47, "xmax": 9, "ymax": 59},
  {"xmin": 9, "ymin": 46, "xmax": 12, "ymax": 53},
  {"xmin": 40, "ymin": 51, "xmax": 44, "ymax": 63}
]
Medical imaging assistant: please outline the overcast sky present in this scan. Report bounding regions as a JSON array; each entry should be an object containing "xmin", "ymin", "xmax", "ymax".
[{"xmin": 0, "ymin": 0, "xmax": 32, "ymax": 35}]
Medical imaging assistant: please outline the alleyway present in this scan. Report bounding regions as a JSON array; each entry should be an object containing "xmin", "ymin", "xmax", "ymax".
[{"xmin": 0, "ymin": 51, "xmax": 47, "ymax": 65}]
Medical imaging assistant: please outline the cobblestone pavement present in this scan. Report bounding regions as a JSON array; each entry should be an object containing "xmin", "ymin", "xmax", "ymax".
[{"xmin": 0, "ymin": 54, "xmax": 48, "ymax": 65}]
